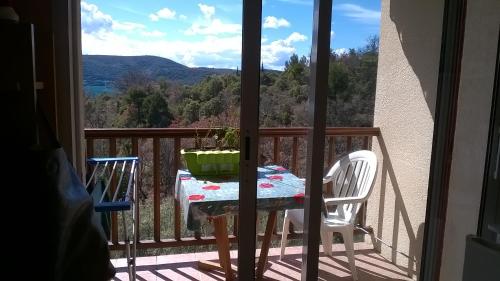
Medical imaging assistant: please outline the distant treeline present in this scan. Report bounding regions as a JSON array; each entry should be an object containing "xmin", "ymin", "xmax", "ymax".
[{"xmin": 84, "ymin": 36, "xmax": 378, "ymax": 129}]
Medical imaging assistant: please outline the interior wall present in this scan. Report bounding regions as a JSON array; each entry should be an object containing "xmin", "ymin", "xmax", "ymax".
[
  {"xmin": 440, "ymin": 1, "xmax": 500, "ymax": 280},
  {"xmin": 366, "ymin": 0, "xmax": 444, "ymax": 279}
]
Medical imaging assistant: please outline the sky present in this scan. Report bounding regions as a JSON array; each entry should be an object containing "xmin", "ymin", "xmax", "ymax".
[{"xmin": 81, "ymin": 0, "xmax": 380, "ymax": 70}]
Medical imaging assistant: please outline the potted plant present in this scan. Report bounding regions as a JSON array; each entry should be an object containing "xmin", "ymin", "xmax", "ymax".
[{"xmin": 181, "ymin": 127, "xmax": 240, "ymax": 176}]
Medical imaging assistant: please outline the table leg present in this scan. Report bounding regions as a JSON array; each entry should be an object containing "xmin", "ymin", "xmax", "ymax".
[
  {"xmin": 256, "ymin": 210, "xmax": 277, "ymax": 279},
  {"xmin": 198, "ymin": 215, "xmax": 235, "ymax": 280}
]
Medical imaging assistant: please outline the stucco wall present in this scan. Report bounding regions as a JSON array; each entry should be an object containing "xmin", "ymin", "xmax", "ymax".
[
  {"xmin": 440, "ymin": 1, "xmax": 500, "ymax": 281},
  {"xmin": 367, "ymin": 0, "xmax": 444, "ymax": 278}
]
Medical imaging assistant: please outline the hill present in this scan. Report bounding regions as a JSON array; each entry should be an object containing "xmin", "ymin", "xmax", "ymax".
[{"xmin": 82, "ymin": 55, "xmax": 234, "ymax": 95}]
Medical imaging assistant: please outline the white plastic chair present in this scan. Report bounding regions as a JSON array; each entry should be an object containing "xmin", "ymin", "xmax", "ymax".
[{"xmin": 279, "ymin": 150, "xmax": 378, "ymax": 281}]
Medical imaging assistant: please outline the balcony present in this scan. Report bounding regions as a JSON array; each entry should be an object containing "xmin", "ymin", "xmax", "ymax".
[{"xmin": 84, "ymin": 127, "xmax": 412, "ymax": 280}]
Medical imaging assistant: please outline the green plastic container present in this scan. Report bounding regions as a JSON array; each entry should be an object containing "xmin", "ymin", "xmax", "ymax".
[{"xmin": 181, "ymin": 149, "xmax": 240, "ymax": 176}]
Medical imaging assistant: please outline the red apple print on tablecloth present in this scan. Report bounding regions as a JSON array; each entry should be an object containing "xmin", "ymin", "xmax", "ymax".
[
  {"xmin": 259, "ymin": 183, "xmax": 274, "ymax": 188},
  {"xmin": 188, "ymin": 194, "xmax": 205, "ymax": 201},
  {"xmin": 267, "ymin": 175, "xmax": 283, "ymax": 181},
  {"xmin": 275, "ymin": 167, "xmax": 287, "ymax": 171},
  {"xmin": 202, "ymin": 185, "xmax": 221, "ymax": 190},
  {"xmin": 180, "ymin": 176, "xmax": 192, "ymax": 181},
  {"xmin": 293, "ymin": 193, "xmax": 305, "ymax": 204}
]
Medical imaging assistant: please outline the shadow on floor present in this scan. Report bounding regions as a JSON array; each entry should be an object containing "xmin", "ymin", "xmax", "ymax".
[{"xmin": 112, "ymin": 245, "xmax": 413, "ymax": 280}]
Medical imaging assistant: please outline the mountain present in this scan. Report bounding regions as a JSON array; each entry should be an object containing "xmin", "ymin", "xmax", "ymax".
[{"xmin": 82, "ymin": 55, "xmax": 235, "ymax": 95}]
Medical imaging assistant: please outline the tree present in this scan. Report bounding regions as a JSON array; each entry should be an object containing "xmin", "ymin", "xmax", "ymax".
[
  {"xmin": 124, "ymin": 87, "xmax": 148, "ymax": 127},
  {"xmin": 143, "ymin": 92, "xmax": 173, "ymax": 127},
  {"xmin": 200, "ymin": 97, "xmax": 223, "ymax": 119},
  {"xmin": 182, "ymin": 100, "xmax": 201, "ymax": 124},
  {"xmin": 284, "ymin": 54, "xmax": 309, "ymax": 84},
  {"xmin": 325, "ymin": 35, "xmax": 379, "ymax": 127}
]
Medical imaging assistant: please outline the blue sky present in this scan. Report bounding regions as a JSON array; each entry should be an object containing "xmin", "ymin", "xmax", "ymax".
[{"xmin": 81, "ymin": 0, "xmax": 380, "ymax": 69}]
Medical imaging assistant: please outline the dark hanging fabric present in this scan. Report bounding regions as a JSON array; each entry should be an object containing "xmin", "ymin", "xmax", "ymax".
[{"xmin": 23, "ymin": 109, "xmax": 116, "ymax": 281}]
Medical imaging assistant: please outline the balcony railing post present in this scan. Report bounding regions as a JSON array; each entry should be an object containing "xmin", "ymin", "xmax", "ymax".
[
  {"xmin": 273, "ymin": 137, "xmax": 280, "ymax": 164},
  {"xmin": 327, "ymin": 136, "xmax": 335, "ymax": 195},
  {"xmin": 153, "ymin": 137, "xmax": 161, "ymax": 242},
  {"xmin": 174, "ymin": 137, "xmax": 181, "ymax": 241},
  {"xmin": 109, "ymin": 138, "xmax": 118, "ymax": 245},
  {"xmin": 131, "ymin": 137, "xmax": 140, "ymax": 242},
  {"xmin": 346, "ymin": 136, "xmax": 353, "ymax": 152},
  {"xmin": 292, "ymin": 137, "xmax": 298, "ymax": 175}
]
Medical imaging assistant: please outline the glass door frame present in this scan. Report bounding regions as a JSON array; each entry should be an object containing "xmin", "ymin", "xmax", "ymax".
[{"xmin": 237, "ymin": 0, "xmax": 333, "ymax": 279}]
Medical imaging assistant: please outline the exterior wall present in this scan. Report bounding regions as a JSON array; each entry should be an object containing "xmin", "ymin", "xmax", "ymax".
[
  {"xmin": 367, "ymin": 0, "xmax": 444, "ymax": 278},
  {"xmin": 440, "ymin": 1, "xmax": 500, "ymax": 281}
]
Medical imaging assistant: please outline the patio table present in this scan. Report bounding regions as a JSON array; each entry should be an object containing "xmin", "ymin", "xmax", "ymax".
[{"xmin": 175, "ymin": 165, "xmax": 305, "ymax": 280}]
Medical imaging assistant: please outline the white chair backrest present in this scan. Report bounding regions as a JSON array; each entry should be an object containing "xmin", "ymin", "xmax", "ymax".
[{"xmin": 323, "ymin": 150, "xmax": 378, "ymax": 223}]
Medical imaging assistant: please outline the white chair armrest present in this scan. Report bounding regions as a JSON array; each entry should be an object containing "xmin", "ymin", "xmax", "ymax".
[{"xmin": 323, "ymin": 196, "xmax": 366, "ymax": 205}]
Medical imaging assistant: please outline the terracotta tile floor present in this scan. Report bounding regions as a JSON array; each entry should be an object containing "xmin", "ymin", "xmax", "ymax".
[{"xmin": 111, "ymin": 243, "xmax": 414, "ymax": 280}]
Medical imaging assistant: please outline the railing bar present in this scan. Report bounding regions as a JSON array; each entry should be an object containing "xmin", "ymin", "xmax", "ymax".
[
  {"xmin": 133, "ymin": 166, "xmax": 139, "ymax": 247},
  {"xmin": 131, "ymin": 138, "xmax": 140, "ymax": 242},
  {"xmin": 346, "ymin": 136, "xmax": 352, "ymax": 152},
  {"xmin": 292, "ymin": 137, "xmax": 298, "ymax": 175},
  {"xmin": 174, "ymin": 137, "xmax": 181, "ymax": 241},
  {"xmin": 327, "ymin": 137, "xmax": 335, "ymax": 195},
  {"xmin": 363, "ymin": 136, "xmax": 369, "ymax": 150},
  {"xmin": 153, "ymin": 137, "xmax": 161, "ymax": 242},
  {"xmin": 84, "ymin": 127, "xmax": 382, "ymax": 139},
  {"xmin": 271, "ymin": 137, "xmax": 279, "ymax": 239},
  {"xmin": 273, "ymin": 137, "xmax": 280, "ymax": 164},
  {"xmin": 110, "ymin": 138, "xmax": 118, "ymax": 245}
]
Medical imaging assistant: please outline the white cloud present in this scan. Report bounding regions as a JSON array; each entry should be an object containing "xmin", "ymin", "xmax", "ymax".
[
  {"xmin": 81, "ymin": 1, "xmax": 145, "ymax": 35},
  {"xmin": 149, "ymin": 7, "xmax": 176, "ymax": 21},
  {"xmin": 141, "ymin": 30, "xmax": 166, "ymax": 37},
  {"xmin": 81, "ymin": 1, "xmax": 113, "ymax": 33},
  {"xmin": 185, "ymin": 5, "xmax": 241, "ymax": 35},
  {"xmin": 179, "ymin": 14, "xmax": 188, "ymax": 20},
  {"xmin": 263, "ymin": 16, "xmax": 290, "ymax": 29},
  {"xmin": 82, "ymin": 31, "xmax": 242, "ymax": 68},
  {"xmin": 261, "ymin": 32, "xmax": 308, "ymax": 69},
  {"xmin": 185, "ymin": 19, "xmax": 241, "ymax": 35},
  {"xmin": 336, "ymin": 4, "xmax": 380, "ymax": 24},
  {"xmin": 198, "ymin": 3, "xmax": 215, "ymax": 19},
  {"xmin": 284, "ymin": 32, "xmax": 307, "ymax": 44},
  {"xmin": 80, "ymin": 2, "xmax": 307, "ymax": 69}
]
